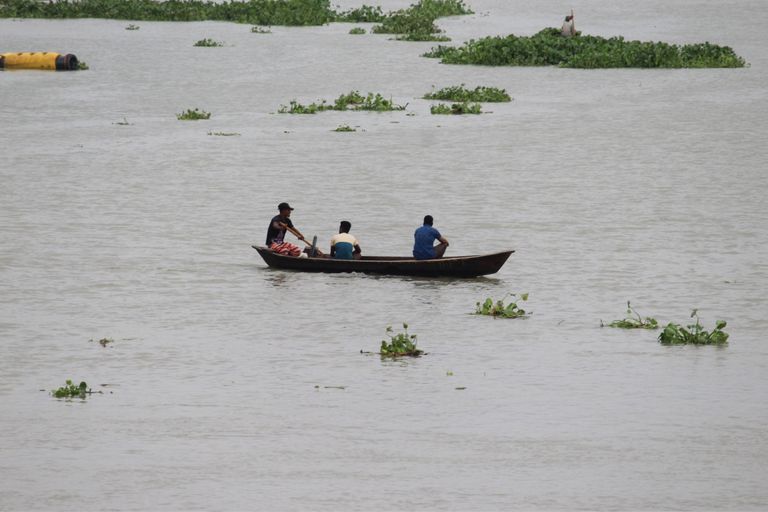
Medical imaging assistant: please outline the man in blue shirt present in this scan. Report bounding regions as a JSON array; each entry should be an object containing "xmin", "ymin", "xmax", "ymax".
[{"xmin": 413, "ymin": 215, "xmax": 449, "ymax": 260}]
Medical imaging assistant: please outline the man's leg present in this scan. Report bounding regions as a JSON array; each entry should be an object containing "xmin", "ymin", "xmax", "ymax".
[{"xmin": 434, "ymin": 242, "xmax": 448, "ymax": 259}]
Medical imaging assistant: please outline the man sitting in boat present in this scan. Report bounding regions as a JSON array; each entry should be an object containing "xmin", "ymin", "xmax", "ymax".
[
  {"xmin": 413, "ymin": 215, "xmax": 449, "ymax": 260},
  {"xmin": 330, "ymin": 221, "xmax": 362, "ymax": 260},
  {"xmin": 266, "ymin": 202, "xmax": 306, "ymax": 257}
]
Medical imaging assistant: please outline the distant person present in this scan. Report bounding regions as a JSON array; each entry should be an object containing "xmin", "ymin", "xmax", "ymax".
[
  {"xmin": 265, "ymin": 202, "xmax": 306, "ymax": 257},
  {"xmin": 561, "ymin": 11, "xmax": 576, "ymax": 37},
  {"xmin": 413, "ymin": 215, "xmax": 449, "ymax": 260},
  {"xmin": 330, "ymin": 221, "xmax": 362, "ymax": 260}
]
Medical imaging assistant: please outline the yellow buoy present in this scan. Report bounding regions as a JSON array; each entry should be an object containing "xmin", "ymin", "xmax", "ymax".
[{"xmin": 0, "ymin": 52, "xmax": 79, "ymax": 71}]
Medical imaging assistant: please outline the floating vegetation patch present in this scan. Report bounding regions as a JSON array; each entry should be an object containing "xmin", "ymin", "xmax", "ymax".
[
  {"xmin": 51, "ymin": 379, "xmax": 100, "ymax": 399},
  {"xmin": 349, "ymin": 27, "xmax": 366, "ymax": 34},
  {"xmin": 97, "ymin": 337, "xmax": 113, "ymax": 347},
  {"xmin": 430, "ymin": 101, "xmax": 482, "ymax": 114},
  {"xmin": 0, "ymin": 0, "xmax": 338, "ymax": 26},
  {"xmin": 371, "ymin": 0, "xmax": 472, "ymax": 41},
  {"xmin": 251, "ymin": 25, "xmax": 271, "ymax": 33},
  {"xmin": 334, "ymin": 5, "xmax": 386, "ymax": 22},
  {"xmin": 113, "ymin": 117, "xmax": 131, "ymax": 125},
  {"xmin": 279, "ymin": 91, "xmax": 406, "ymax": 114},
  {"xmin": 658, "ymin": 310, "xmax": 729, "ymax": 346},
  {"xmin": 194, "ymin": 38, "xmax": 224, "ymax": 47},
  {"xmin": 333, "ymin": 124, "xmax": 356, "ymax": 132},
  {"xmin": 395, "ymin": 32, "xmax": 450, "ymax": 42},
  {"xmin": 423, "ymin": 28, "xmax": 747, "ymax": 68},
  {"xmin": 177, "ymin": 108, "xmax": 211, "ymax": 120},
  {"xmin": 475, "ymin": 293, "xmax": 529, "ymax": 318},
  {"xmin": 77, "ymin": 61, "xmax": 89, "ymax": 70},
  {"xmin": 424, "ymin": 84, "xmax": 511, "ymax": 102},
  {"xmin": 125, "ymin": 23, "xmax": 139, "ymax": 30},
  {"xmin": 379, "ymin": 323, "xmax": 423, "ymax": 357},
  {"xmin": 601, "ymin": 301, "xmax": 659, "ymax": 329},
  {"xmin": 208, "ymin": 131, "xmax": 240, "ymax": 136}
]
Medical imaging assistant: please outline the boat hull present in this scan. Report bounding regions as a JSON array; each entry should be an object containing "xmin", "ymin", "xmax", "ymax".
[{"xmin": 252, "ymin": 246, "xmax": 513, "ymax": 277}]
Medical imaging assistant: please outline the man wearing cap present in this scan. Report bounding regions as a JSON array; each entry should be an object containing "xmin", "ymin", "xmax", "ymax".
[
  {"xmin": 266, "ymin": 202, "xmax": 305, "ymax": 257},
  {"xmin": 413, "ymin": 215, "xmax": 449, "ymax": 260}
]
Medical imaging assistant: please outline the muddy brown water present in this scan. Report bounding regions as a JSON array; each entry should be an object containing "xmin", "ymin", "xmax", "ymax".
[{"xmin": 1, "ymin": 0, "xmax": 767, "ymax": 509}]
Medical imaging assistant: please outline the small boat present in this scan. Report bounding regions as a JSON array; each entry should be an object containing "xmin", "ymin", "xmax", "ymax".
[{"xmin": 252, "ymin": 245, "xmax": 513, "ymax": 277}]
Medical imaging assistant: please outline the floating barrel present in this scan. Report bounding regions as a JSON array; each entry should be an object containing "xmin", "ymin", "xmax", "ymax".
[{"xmin": 0, "ymin": 52, "xmax": 79, "ymax": 71}]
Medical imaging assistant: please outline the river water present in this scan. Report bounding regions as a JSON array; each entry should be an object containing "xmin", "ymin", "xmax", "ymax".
[{"xmin": 1, "ymin": 0, "xmax": 767, "ymax": 509}]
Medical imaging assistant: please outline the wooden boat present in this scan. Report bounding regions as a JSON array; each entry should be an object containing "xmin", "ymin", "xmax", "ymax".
[{"xmin": 252, "ymin": 245, "xmax": 513, "ymax": 277}]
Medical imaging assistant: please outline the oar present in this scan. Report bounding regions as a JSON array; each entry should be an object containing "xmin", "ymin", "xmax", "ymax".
[{"xmin": 281, "ymin": 224, "xmax": 323, "ymax": 255}]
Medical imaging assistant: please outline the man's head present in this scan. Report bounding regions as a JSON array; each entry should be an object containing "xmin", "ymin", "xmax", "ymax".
[
  {"xmin": 278, "ymin": 202, "xmax": 294, "ymax": 217},
  {"xmin": 423, "ymin": 215, "xmax": 433, "ymax": 226},
  {"xmin": 339, "ymin": 220, "xmax": 351, "ymax": 233}
]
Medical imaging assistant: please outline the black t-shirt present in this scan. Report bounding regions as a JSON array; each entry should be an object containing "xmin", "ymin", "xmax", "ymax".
[{"xmin": 265, "ymin": 215, "xmax": 293, "ymax": 245}]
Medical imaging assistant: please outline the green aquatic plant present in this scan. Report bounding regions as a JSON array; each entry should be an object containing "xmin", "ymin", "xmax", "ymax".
[
  {"xmin": 334, "ymin": 4, "xmax": 385, "ymax": 22},
  {"xmin": 279, "ymin": 91, "xmax": 405, "ymax": 113},
  {"xmin": 333, "ymin": 124, "xmax": 356, "ymax": 132},
  {"xmin": 601, "ymin": 301, "xmax": 659, "ymax": 329},
  {"xmin": 658, "ymin": 310, "xmax": 729, "ymax": 346},
  {"xmin": 348, "ymin": 27, "xmax": 366, "ymax": 34},
  {"xmin": 0, "ymin": 0, "xmax": 338, "ymax": 26},
  {"xmin": 395, "ymin": 32, "xmax": 450, "ymax": 42},
  {"xmin": 52, "ymin": 379, "xmax": 90, "ymax": 399},
  {"xmin": 177, "ymin": 108, "xmax": 211, "ymax": 120},
  {"xmin": 98, "ymin": 337, "xmax": 113, "ymax": 347},
  {"xmin": 207, "ymin": 131, "xmax": 241, "ymax": 136},
  {"xmin": 423, "ymin": 27, "xmax": 746, "ymax": 68},
  {"xmin": 430, "ymin": 101, "xmax": 482, "ymax": 114},
  {"xmin": 475, "ymin": 293, "xmax": 529, "ymax": 318},
  {"xmin": 77, "ymin": 61, "xmax": 89, "ymax": 70},
  {"xmin": 424, "ymin": 84, "xmax": 511, "ymax": 102},
  {"xmin": 380, "ymin": 323, "xmax": 423, "ymax": 357},
  {"xmin": 371, "ymin": 0, "xmax": 471, "ymax": 41},
  {"xmin": 125, "ymin": 23, "xmax": 139, "ymax": 30},
  {"xmin": 277, "ymin": 99, "xmax": 330, "ymax": 114},
  {"xmin": 250, "ymin": 25, "xmax": 271, "ymax": 33},
  {"xmin": 113, "ymin": 117, "xmax": 131, "ymax": 126},
  {"xmin": 194, "ymin": 38, "xmax": 224, "ymax": 47}
]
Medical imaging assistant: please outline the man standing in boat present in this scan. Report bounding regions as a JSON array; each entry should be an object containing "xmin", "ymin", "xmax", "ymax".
[
  {"xmin": 413, "ymin": 215, "xmax": 449, "ymax": 260},
  {"xmin": 266, "ymin": 202, "xmax": 306, "ymax": 257}
]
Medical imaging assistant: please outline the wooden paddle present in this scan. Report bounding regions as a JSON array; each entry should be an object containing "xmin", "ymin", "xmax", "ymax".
[{"xmin": 280, "ymin": 223, "xmax": 324, "ymax": 255}]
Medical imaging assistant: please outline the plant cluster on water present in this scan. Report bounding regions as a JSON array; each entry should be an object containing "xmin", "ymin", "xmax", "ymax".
[
  {"xmin": 430, "ymin": 101, "xmax": 482, "ymax": 114},
  {"xmin": 0, "ymin": 0, "xmax": 338, "ymax": 25},
  {"xmin": 333, "ymin": 124, "xmax": 356, "ymax": 132},
  {"xmin": 52, "ymin": 379, "xmax": 91, "ymax": 399},
  {"xmin": 207, "ymin": 131, "xmax": 240, "ymax": 136},
  {"xmin": 194, "ymin": 38, "xmax": 224, "ymax": 47},
  {"xmin": 251, "ymin": 25, "xmax": 271, "ymax": 33},
  {"xmin": 334, "ymin": 4, "xmax": 386, "ymax": 22},
  {"xmin": 177, "ymin": 108, "xmax": 211, "ymax": 120},
  {"xmin": 424, "ymin": 84, "xmax": 511, "ymax": 102},
  {"xmin": 278, "ymin": 91, "xmax": 405, "ymax": 114},
  {"xmin": 475, "ymin": 293, "xmax": 529, "ymax": 318},
  {"xmin": 348, "ymin": 27, "xmax": 366, "ymax": 35},
  {"xmin": 601, "ymin": 301, "xmax": 659, "ymax": 329},
  {"xmin": 423, "ymin": 27, "xmax": 746, "ymax": 68},
  {"xmin": 125, "ymin": 23, "xmax": 139, "ymax": 30},
  {"xmin": 371, "ymin": 0, "xmax": 472, "ymax": 41},
  {"xmin": 380, "ymin": 323, "xmax": 423, "ymax": 357},
  {"xmin": 77, "ymin": 61, "xmax": 89, "ymax": 70},
  {"xmin": 658, "ymin": 310, "xmax": 729, "ymax": 345}
]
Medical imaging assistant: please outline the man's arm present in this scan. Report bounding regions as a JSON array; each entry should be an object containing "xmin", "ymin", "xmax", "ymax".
[
  {"xmin": 278, "ymin": 222, "xmax": 305, "ymax": 241},
  {"xmin": 353, "ymin": 243, "xmax": 362, "ymax": 254},
  {"xmin": 437, "ymin": 236, "xmax": 449, "ymax": 246},
  {"xmin": 330, "ymin": 243, "xmax": 336, "ymax": 257}
]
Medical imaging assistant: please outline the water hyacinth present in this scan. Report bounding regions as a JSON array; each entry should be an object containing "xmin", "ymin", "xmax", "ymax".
[{"xmin": 423, "ymin": 28, "xmax": 746, "ymax": 68}]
